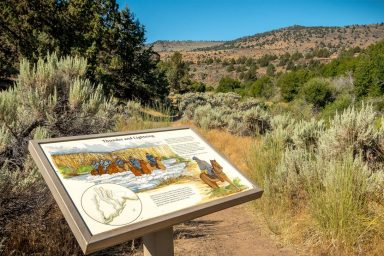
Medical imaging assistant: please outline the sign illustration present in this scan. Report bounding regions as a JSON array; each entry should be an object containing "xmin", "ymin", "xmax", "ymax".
[
  {"xmin": 28, "ymin": 127, "xmax": 263, "ymax": 254},
  {"xmin": 81, "ymin": 184, "xmax": 142, "ymax": 226}
]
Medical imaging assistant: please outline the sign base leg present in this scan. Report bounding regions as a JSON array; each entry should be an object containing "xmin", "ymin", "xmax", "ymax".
[{"xmin": 143, "ymin": 226, "xmax": 174, "ymax": 256}]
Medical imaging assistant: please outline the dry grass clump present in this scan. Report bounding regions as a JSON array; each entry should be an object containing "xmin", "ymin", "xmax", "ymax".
[
  {"xmin": 247, "ymin": 104, "xmax": 384, "ymax": 254},
  {"xmin": 193, "ymin": 125, "xmax": 255, "ymax": 173},
  {"xmin": 115, "ymin": 101, "xmax": 172, "ymax": 132}
]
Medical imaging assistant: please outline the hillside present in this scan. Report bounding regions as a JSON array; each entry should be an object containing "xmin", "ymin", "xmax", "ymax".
[
  {"xmin": 156, "ymin": 24, "xmax": 384, "ymax": 85},
  {"xmin": 198, "ymin": 24, "xmax": 384, "ymax": 52},
  {"xmin": 151, "ymin": 40, "xmax": 224, "ymax": 52}
]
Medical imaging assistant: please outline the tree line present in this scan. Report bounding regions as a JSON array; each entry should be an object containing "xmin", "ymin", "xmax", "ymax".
[
  {"xmin": 0, "ymin": 0, "xmax": 168, "ymax": 102},
  {"xmin": 1, "ymin": 1, "xmax": 383, "ymax": 109},
  {"xmin": 213, "ymin": 40, "xmax": 384, "ymax": 114}
]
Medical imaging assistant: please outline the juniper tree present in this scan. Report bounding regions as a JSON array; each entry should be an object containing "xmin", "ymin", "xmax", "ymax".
[
  {"xmin": 158, "ymin": 52, "xmax": 191, "ymax": 94},
  {"xmin": 0, "ymin": 0, "xmax": 168, "ymax": 102}
]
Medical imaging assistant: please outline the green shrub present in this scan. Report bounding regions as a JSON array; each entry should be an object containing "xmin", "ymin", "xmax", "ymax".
[
  {"xmin": 228, "ymin": 107, "xmax": 271, "ymax": 136},
  {"xmin": 301, "ymin": 77, "xmax": 333, "ymax": 108},
  {"xmin": 258, "ymin": 54, "xmax": 277, "ymax": 67},
  {"xmin": 237, "ymin": 98, "xmax": 264, "ymax": 110},
  {"xmin": 329, "ymin": 75, "xmax": 354, "ymax": 96},
  {"xmin": 321, "ymin": 95, "xmax": 353, "ymax": 120},
  {"xmin": 292, "ymin": 118, "xmax": 325, "ymax": 150},
  {"xmin": 193, "ymin": 105, "xmax": 230, "ymax": 130},
  {"xmin": 279, "ymin": 53, "xmax": 291, "ymax": 66},
  {"xmin": 291, "ymin": 51, "xmax": 303, "ymax": 61},
  {"xmin": 242, "ymin": 65, "xmax": 257, "ymax": 81},
  {"xmin": 278, "ymin": 69, "xmax": 313, "ymax": 101},
  {"xmin": 216, "ymin": 77, "xmax": 242, "ymax": 93},
  {"xmin": 250, "ymin": 76, "xmax": 273, "ymax": 98},
  {"xmin": 226, "ymin": 64, "xmax": 235, "ymax": 72},
  {"xmin": 266, "ymin": 64, "xmax": 276, "ymax": 76},
  {"xmin": 174, "ymin": 92, "xmax": 209, "ymax": 119},
  {"xmin": 354, "ymin": 41, "xmax": 384, "ymax": 97},
  {"xmin": 190, "ymin": 81, "xmax": 207, "ymax": 92}
]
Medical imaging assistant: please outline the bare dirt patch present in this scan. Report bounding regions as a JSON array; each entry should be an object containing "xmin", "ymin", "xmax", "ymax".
[{"xmin": 172, "ymin": 203, "xmax": 296, "ymax": 256}]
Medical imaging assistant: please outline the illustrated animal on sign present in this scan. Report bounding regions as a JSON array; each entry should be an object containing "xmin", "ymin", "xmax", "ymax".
[
  {"xmin": 192, "ymin": 156, "xmax": 241, "ymax": 190},
  {"xmin": 101, "ymin": 160, "xmax": 111, "ymax": 174},
  {"xmin": 139, "ymin": 159, "xmax": 153, "ymax": 174},
  {"xmin": 91, "ymin": 161, "xmax": 100, "ymax": 175},
  {"xmin": 91, "ymin": 159, "xmax": 122, "ymax": 175},
  {"xmin": 89, "ymin": 154, "xmax": 167, "ymax": 177},
  {"xmin": 103, "ymin": 156, "xmax": 126, "ymax": 174},
  {"xmin": 128, "ymin": 156, "xmax": 143, "ymax": 176},
  {"xmin": 97, "ymin": 160, "xmax": 107, "ymax": 175},
  {"xmin": 193, "ymin": 156, "xmax": 220, "ymax": 188},
  {"xmin": 146, "ymin": 153, "xmax": 157, "ymax": 168},
  {"xmin": 210, "ymin": 160, "xmax": 240, "ymax": 191},
  {"xmin": 106, "ymin": 161, "xmax": 121, "ymax": 174}
]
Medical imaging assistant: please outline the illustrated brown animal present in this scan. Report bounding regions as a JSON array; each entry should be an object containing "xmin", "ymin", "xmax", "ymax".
[
  {"xmin": 91, "ymin": 164, "xmax": 107, "ymax": 176},
  {"xmin": 124, "ymin": 162, "xmax": 142, "ymax": 176},
  {"xmin": 139, "ymin": 159, "xmax": 152, "ymax": 174},
  {"xmin": 199, "ymin": 173, "xmax": 220, "ymax": 188},
  {"xmin": 107, "ymin": 163, "xmax": 121, "ymax": 174},
  {"xmin": 210, "ymin": 160, "xmax": 240, "ymax": 191},
  {"xmin": 98, "ymin": 164, "xmax": 106, "ymax": 175}
]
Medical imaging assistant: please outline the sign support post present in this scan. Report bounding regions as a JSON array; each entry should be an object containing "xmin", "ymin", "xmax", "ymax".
[{"xmin": 143, "ymin": 226, "xmax": 174, "ymax": 256}]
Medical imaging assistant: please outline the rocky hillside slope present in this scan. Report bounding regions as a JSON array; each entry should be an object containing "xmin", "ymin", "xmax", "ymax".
[{"xmin": 153, "ymin": 24, "xmax": 384, "ymax": 85}]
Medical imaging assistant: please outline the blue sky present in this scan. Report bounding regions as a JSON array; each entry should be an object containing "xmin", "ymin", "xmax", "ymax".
[{"xmin": 117, "ymin": 0, "xmax": 384, "ymax": 43}]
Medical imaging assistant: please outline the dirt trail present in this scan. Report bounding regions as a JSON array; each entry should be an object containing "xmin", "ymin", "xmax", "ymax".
[
  {"xmin": 131, "ymin": 201, "xmax": 296, "ymax": 256},
  {"xmin": 147, "ymin": 124, "xmax": 296, "ymax": 256},
  {"xmin": 172, "ymin": 203, "xmax": 295, "ymax": 256}
]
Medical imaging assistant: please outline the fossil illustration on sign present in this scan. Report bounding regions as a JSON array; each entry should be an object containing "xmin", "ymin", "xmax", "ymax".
[{"xmin": 81, "ymin": 184, "xmax": 142, "ymax": 225}]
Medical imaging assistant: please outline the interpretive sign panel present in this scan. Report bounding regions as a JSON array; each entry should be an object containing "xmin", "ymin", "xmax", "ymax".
[{"xmin": 28, "ymin": 126, "xmax": 263, "ymax": 254}]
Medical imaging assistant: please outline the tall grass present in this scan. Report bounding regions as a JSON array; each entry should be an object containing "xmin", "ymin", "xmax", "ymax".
[
  {"xmin": 308, "ymin": 154, "xmax": 371, "ymax": 253},
  {"xmin": 246, "ymin": 141, "xmax": 290, "ymax": 235},
  {"xmin": 246, "ymin": 104, "xmax": 384, "ymax": 254},
  {"xmin": 114, "ymin": 101, "xmax": 172, "ymax": 131}
]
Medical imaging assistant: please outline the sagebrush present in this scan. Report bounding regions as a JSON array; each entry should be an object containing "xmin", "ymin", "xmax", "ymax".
[{"xmin": 247, "ymin": 104, "xmax": 384, "ymax": 254}]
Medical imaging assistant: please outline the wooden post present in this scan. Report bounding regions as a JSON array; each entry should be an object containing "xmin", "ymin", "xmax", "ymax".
[{"xmin": 143, "ymin": 226, "xmax": 174, "ymax": 256}]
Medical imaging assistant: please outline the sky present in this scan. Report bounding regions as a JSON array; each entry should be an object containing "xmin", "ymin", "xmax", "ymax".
[{"xmin": 117, "ymin": 0, "xmax": 384, "ymax": 43}]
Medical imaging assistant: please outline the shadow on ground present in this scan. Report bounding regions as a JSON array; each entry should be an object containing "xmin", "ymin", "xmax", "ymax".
[{"xmin": 174, "ymin": 220, "xmax": 222, "ymax": 239}]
